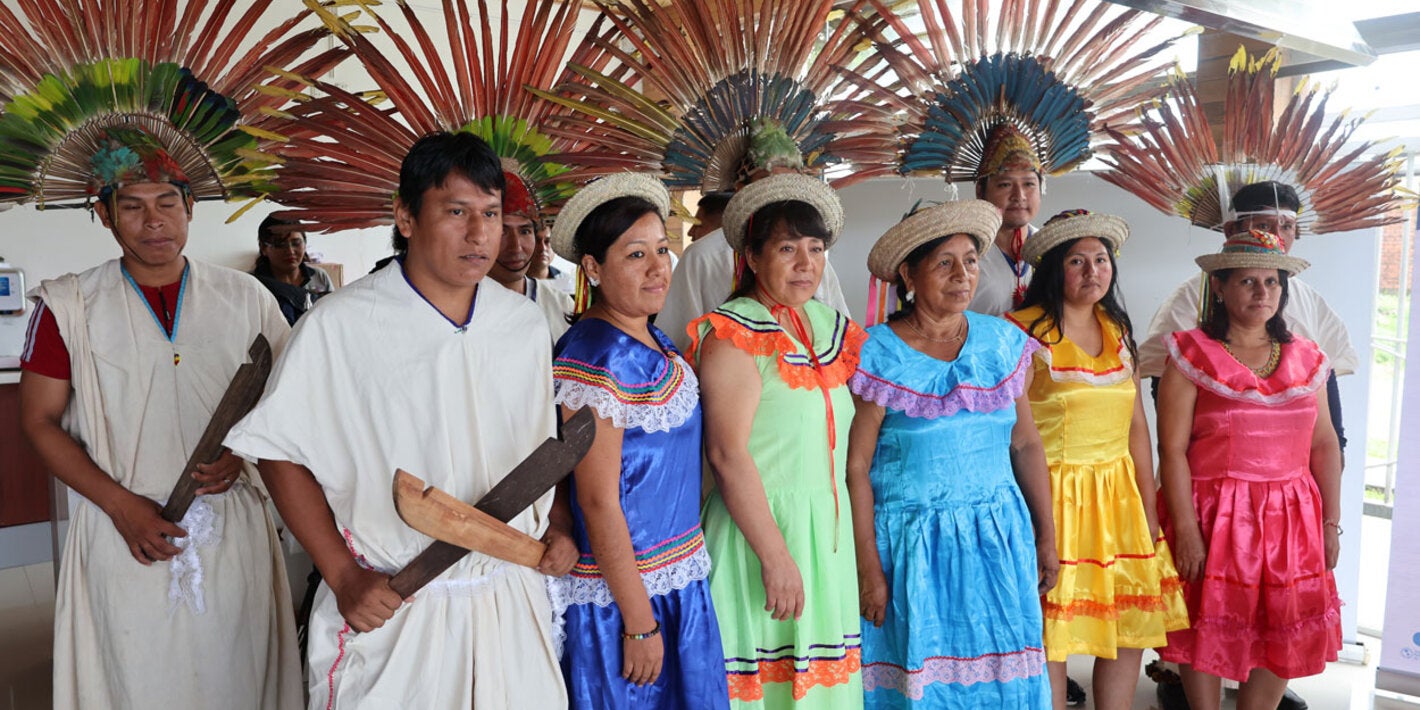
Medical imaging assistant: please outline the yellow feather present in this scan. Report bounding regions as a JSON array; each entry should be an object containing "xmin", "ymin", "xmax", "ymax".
[
  {"xmin": 224, "ymin": 196, "xmax": 267, "ymax": 224},
  {"xmin": 238, "ymin": 125, "xmax": 291, "ymax": 142}
]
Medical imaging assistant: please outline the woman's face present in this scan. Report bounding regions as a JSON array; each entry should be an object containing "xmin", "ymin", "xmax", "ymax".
[
  {"xmin": 746, "ymin": 221, "xmax": 825, "ymax": 308},
  {"xmin": 899, "ymin": 233, "xmax": 979, "ymax": 317},
  {"xmin": 1214, "ymin": 267, "xmax": 1283, "ymax": 328},
  {"xmin": 1061, "ymin": 237, "xmax": 1113, "ymax": 308},
  {"xmin": 581, "ymin": 212, "xmax": 672, "ymax": 319},
  {"xmin": 261, "ymin": 231, "xmax": 307, "ymax": 273}
]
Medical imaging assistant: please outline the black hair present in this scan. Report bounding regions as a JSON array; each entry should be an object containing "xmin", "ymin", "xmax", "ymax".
[
  {"xmin": 886, "ymin": 235, "xmax": 951, "ymax": 323},
  {"xmin": 392, "ymin": 131, "xmax": 505, "ymax": 253},
  {"xmin": 1230, "ymin": 181, "xmax": 1301, "ymax": 215},
  {"xmin": 254, "ymin": 214, "xmax": 302, "ymax": 270},
  {"xmin": 567, "ymin": 195, "xmax": 663, "ymax": 324},
  {"xmin": 728, "ymin": 200, "xmax": 830, "ymax": 301},
  {"xmin": 1200, "ymin": 269, "xmax": 1294, "ymax": 344},
  {"xmin": 1017, "ymin": 237, "xmax": 1138, "ymax": 362},
  {"xmin": 697, "ymin": 191, "xmax": 734, "ymax": 218}
]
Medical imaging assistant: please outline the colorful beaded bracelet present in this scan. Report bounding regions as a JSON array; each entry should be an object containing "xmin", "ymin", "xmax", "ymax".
[{"xmin": 622, "ymin": 621, "xmax": 661, "ymax": 641}]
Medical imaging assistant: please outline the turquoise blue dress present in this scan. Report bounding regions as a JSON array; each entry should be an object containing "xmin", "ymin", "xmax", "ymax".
[
  {"xmin": 552, "ymin": 319, "xmax": 729, "ymax": 709},
  {"xmin": 848, "ymin": 314, "xmax": 1050, "ymax": 709}
]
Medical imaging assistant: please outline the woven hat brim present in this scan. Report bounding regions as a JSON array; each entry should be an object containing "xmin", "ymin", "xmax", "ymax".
[
  {"xmin": 1194, "ymin": 252, "xmax": 1309, "ymax": 275},
  {"xmin": 721, "ymin": 173, "xmax": 843, "ymax": 252},
  {"xmin": 1021, "ymin": 214, "xmax": 1130, "ymax": 266},
  {"xmin": 551, "ymin": 173, "xmax": 670, "ymax": 261},
  {"xmin": 867, "ymin": 200, "xmax": 1002, "ymax": 281}
]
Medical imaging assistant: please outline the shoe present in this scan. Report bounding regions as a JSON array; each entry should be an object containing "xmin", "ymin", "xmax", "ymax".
[
  {"xmin": 1065, "ymin": 676, "xmax": 1086, "ymax": 707},
  {"xmin": 1278, "ymin": 688, "xmax": 1309, "ymax": 710}
]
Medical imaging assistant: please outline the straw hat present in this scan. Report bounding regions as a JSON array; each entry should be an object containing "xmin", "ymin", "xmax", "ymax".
[
  {"xmin": 866, "ymin": 200, "xmax": 1002, "ymax": 281},
  {"xmin": 551, "ymin": 173, "xmax": 670, "ymax": 261},
  {"xmin": 1021, "ymin": 209, "xmax": 1130, "ymax": 266},
  {"xmin": 722, "ymin": 173, "xmax": 844, "ymax": 252},
  {"xmin": 1195, "ymin": 229, "xmax": 1309, "ymax": 275}
]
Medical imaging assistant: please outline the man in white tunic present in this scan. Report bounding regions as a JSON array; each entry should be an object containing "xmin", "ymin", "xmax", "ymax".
[
  {"xmin": 967, "ymin": 123, "xmax": 1044, "ymax": 316},
  {"xmin": 225, "ymin": 132, "xmax": 576, "ymax": 709},
  {"xmin": 18, "ymin": 126, "xmax": 300, "ymax": 709}
]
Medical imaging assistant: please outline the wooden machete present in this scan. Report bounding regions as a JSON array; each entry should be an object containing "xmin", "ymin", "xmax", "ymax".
[
  {"xmin": 160, "ymin": 334, "xmax": 272, "ymax": 524},
  {"xmin": 387, "ymin": 407, "xmax": 595, "ymax": 598},
  {"xmin": 393, "ymin": 470, "xmax": 546, "ymax": 568}
]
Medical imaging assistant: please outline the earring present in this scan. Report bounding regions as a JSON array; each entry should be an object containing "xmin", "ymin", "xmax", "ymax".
[
  {"xmin": 588, "ymin": 276, "xmax": 600, "ymax": 287},
  {"xmin": 905, "ymin": 290, "xmax": 916, "ymax": 303}
]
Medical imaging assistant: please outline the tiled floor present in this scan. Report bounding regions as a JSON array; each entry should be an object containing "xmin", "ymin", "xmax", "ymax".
[
  {"xmin": 0, "ymin": 562, "xmax": 54, "ymax": 710},
  {"xmin": 1, "ymin": 557, "xmax": 1417, "ymax": 710}
]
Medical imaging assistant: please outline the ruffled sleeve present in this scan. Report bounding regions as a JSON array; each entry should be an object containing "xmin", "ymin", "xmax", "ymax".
[
  {"xmin": 1165, "ymin": 329, "xmax": 1329, "ymax": 406},
  {"xmin": 687, "ymin": 297, "xmax": 866, "ymax": 391},
  {"xmin": 1005, "ymin": 304, "xmax": 1133, "ymax": 386},
  {"xmin": 850, "ymin": 312, "xmax": 1039, "ymax": 419},
  {"xmin": 552, "ymin": 320, "xmax": 699, "ymax": 433}
]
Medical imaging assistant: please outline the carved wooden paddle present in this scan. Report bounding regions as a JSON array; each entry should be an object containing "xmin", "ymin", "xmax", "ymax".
[{"xmin": 387, "ymin": 407, "xmax": 595, "ymax": 597}]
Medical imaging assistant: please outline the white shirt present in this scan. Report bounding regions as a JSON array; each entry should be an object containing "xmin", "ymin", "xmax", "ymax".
[
  {"xmin": 970, "ymin": 231, "xmax": 1034, "ymax": 317},
  {"xmin": 1138, "ymin": 272, "xmax": 1359, "ymax": 378},
  {"xmin": 657, "ymin": 228, "xmax": 852, "ymax": 351}
]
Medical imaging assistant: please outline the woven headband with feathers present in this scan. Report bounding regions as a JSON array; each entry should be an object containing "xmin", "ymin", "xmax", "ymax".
[
  {"xmin": 259, "ymin": 0, "xmax": 585, "ymax": 234},
  {"xmin": 838, "ymin": 0, "xmax": 1179, "ymax": 182},
  {"xmin": 1099, "ymin": 47, "xmax": 1406, "ymax": 235},
  {"xmin": 529, "ymin": 0, "xmax": 895, "ymax": 191},
  {"xmin": 0, "ymin": 0, "xmax": 348, "ymax": 212}
]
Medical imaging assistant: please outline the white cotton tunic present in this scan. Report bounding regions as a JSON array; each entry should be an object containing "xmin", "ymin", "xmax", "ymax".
[
  {"xmin": 33, "ymin": 259, "xmax": 300, "ymax": 710},
  {"xmin": 969, "ymin": 240, "xmax": 1033, "ymax": 317},
  {"xmin": 225, "ymin": 261, "xmax": 567, "ymax": 710},
  {"xmin": 657, "ymin": 228, "xmax": 852, "ymax": 351},
  {"xmin": 1137, "ymin": 272, "xmax": 1359, "ymax": 378}
]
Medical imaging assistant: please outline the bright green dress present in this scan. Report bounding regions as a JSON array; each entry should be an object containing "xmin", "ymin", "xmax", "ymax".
[{"xmin": 689, "ymin": 297, "xmax": 867, "ymax": 709}]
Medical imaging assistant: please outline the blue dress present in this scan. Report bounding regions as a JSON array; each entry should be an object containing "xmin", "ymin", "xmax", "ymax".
[
  {"xmin": 552, "ymin": 318, "xmax": 730, "ymax": 709},
  {"xmin": 848, "ymin": 314, "xmax": 1050, "ymax": 709}
]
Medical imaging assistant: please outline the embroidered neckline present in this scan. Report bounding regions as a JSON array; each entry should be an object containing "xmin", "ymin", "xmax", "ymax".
[
  {"xmin": 121, "ymin": 260, "xmax": 188, "ymax": 343},
  {"xmin": 850, "ymin": 316, "xmax": 1038, "ymax": 418},
  {"xmin": 1166, "ymin": 329, "xmax": 1328, "ymax": 405},
  {"xmin": 687, "ymin": 298, "xmax": 865, "ymax": 392},
  {"xmin": 1006, "ymin": 304, "xmax": 1133, "ymax": 385},
  {"xmin": 396, "ymin": 257, "xmax": 477, "ymax": 331},
  {"xmin": 553, "ymin": 320, "xmax": 699, "ymax": 432}
]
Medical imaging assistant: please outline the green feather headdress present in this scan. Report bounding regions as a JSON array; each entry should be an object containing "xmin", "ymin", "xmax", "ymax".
[{"xmin": 0, "ymin": 0, "xmax": 347, "ymax": 211}]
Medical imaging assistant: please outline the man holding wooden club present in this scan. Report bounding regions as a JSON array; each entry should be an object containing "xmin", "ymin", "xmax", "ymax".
[
  {"xmin": 17, "ymin": 124, "xmax": 299, "ymax": 708},
  {"xmin": 225, "ymin": 132, "xmax": 578, "ymax": 708}
]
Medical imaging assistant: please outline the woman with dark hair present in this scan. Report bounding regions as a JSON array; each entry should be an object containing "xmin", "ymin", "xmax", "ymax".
[
  {"xmin": 1156, "ymin": 230, "xmax": 1341, "ymax": 710},
  {"xmin": 847, "ymin": 200, "xmax": 1056, "ymax": 708},
  {"xmin": 548, "ymin": 174, "xmax": 729, "ymax": 708},
  {"xmin": 251, "ymin": 215, "xmax": 333, "ymax": 324},
  {"xmin": 689, "ymin": 173, "xmax": 866, "ymax": 708},
  {"xmin": 1004, "ymin": 210, "xmax": 1186, "ymax": 710}
]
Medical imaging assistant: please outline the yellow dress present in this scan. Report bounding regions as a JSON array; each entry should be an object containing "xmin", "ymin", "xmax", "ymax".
[{"xmin": 1005, "ymin": 305, "xmax": 1188, "ymax": 661}]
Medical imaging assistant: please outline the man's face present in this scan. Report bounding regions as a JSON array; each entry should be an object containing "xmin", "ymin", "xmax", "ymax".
[
  {"xmin": 1228, "ymin": 211, "xmax": 1299, "ymax": 252},
  {"xmin": 94, "ymin": 182, "xmax": 192, "ymax": 271},
  {"xmin": 490, "ymin": 213, "xmax": 536, "ymax": 284},
  {"xmin": 688, "ymin": 206, "xmax": 722, "ymax": 241},
  {"xmin": 394, "ymin": 173, "xmax": 503, "ymax": 292},
  {"xmin": 978, "ymin": 169, "xmax": 1041, "ymax": 230}
]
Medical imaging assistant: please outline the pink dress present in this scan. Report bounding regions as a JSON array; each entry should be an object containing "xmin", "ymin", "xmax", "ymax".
[{"xmin": 1157, "ymin": 329, "xmax": 1341, "ymax": 682}]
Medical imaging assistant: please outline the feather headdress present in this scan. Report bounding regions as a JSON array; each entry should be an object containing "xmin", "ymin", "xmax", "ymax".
[
  {"xmin": 0, "ymin": 0, "xmax": 347, "ymax": 210},
  {"xmin": 530, "ymin": 0, "xmax": 894, "ymax": 190},
  {"xmin": 1099, "ymin": 47, "xmax": 1405, "ymax": 235},
  {"xmin": 260, "ymin": 0, "xmax": 583, "ymax": 234},
  {"xmin": 840, "ymin": 0, "xmax": 1178, "ymax": 182}
]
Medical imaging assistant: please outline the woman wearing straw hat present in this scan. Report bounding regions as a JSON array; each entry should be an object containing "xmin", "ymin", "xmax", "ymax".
[
  {"xmin": 688, "ymin": 173, "xmax": 867, "ymax": 708},
  {"xmin": 846, "ymin": 200, "xmax": 1057, "ymax": 708},
  {"xmin": 1155, "ymin": 230, "xmax": 1342, "ymax": 710},
  {"xmin": 1004, "ymin": 210, "xmax": 1188, "ymax": 710},
  {"xmin": 549, "ymin": 174, "xmax": 730, "ymax": 709}
]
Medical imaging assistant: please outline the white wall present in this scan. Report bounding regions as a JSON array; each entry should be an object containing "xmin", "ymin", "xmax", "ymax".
[{"xmin": 833, "ymin": 173, "xmax": 1376, "ymax": 642}]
